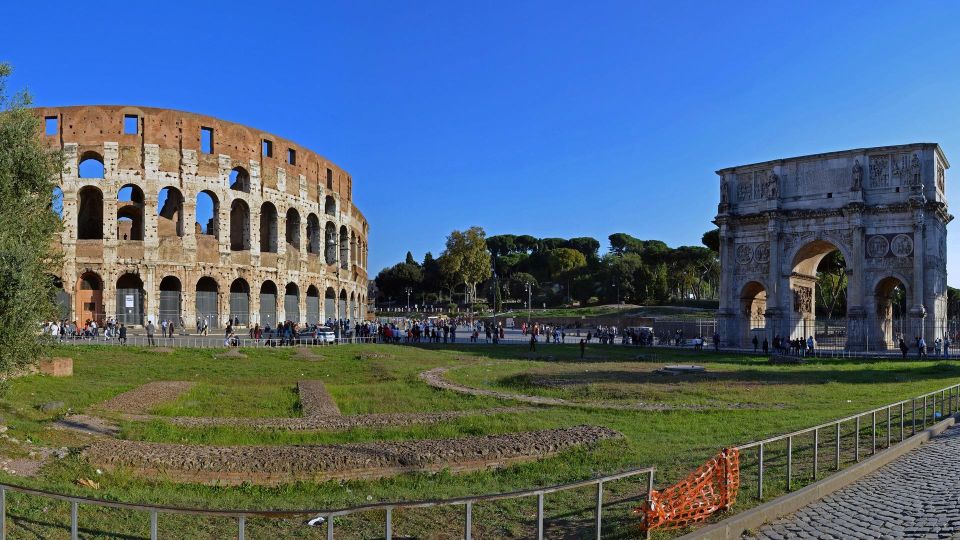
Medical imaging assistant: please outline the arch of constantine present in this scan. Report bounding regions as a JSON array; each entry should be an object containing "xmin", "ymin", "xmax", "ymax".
[
  {"xmin": 40, "ymin": 105, "xmax": 369, "ymax": 328},
  {"xmin": 715, "ymin": 143, "xmax": 951, "ymax": 351}
]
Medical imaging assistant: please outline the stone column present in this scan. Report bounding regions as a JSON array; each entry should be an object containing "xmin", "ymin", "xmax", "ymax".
[
  {"xmin": 218, "ymin": 289, "xmax": 230, "ymax": 328},
  {"xmin": 144, "ymin": 265, "xmax": 157, "ymax": 325},
  {"xmin": 716, "ymin": 220, "xmax": 736, "ymax": 346},
  {"xmin": 910, "ymin": 205, "xmax": 927, "ymax": 346},
  {"xmin": 765, "ymin": 217, "xmax": 781, "ymax": 343},
  {"xmin": 846, "ymin": 211, "xmax": 867, "ymax": 350}
]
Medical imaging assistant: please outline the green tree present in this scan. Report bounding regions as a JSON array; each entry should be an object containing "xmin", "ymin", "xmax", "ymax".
[
  {"xmin": 547, "ymin": 247, "xmax": 587, "ymax": 278},
  {"xmin": 421, "ymin": 252, "xmax": 442, "ymax": 296},
  {"xmin": 701, "ymin": 228, "xmax": 720, "ymax": 252},
  {"xmin": 439, "ymin": 226, "xmax": 492, "ymax": 306},
  {"xmin": 508, "ymin": 273, "xmax": 538, "ymax": 301},
  {"xmin": 565, "ymin": 237, "xmax": 601, "ymax": 261},
  {"xmin": 485, "ymin": 234, "xmax": 517, "ymax": 257},
  {"xmin": 404, "ymin": 251, "xmax": 418, "ymax": 266},
  {"xmin": 0, "ymin": 63, "xmax": 62, "ymax": 379}
]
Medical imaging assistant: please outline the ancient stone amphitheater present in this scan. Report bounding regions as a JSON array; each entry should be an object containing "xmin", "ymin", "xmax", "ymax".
[{"xmin": 39, "ymin": 105, "xmax": 369, "ymax": 328}]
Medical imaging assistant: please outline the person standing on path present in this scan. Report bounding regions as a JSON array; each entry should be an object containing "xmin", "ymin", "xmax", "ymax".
[
  {"xmin": 900, "ymin": 338, "xmax": 908, "ymax": 359},
  {"xmin": 146, "ymin": 320, "xmax": 156, "ymax": 346},
  {"xmin": 752, "ymin": 335, "xmax": 758, "ymax": 353},
  {"xmin": 529, "ymin": 333, "xmax": 537, "ymax": 352},
  {"xmin": 579, "ymin": 339, "xmax": 586, "ymax": 359},
  {"xmin": 713, "ymin": 332, "xmax": 720, "ymax": 352},
  {"xmin": 118, "ymin": 323, "xmax": 127, "ymax": 345}
]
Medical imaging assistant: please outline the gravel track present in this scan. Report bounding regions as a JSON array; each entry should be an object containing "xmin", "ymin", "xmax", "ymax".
[
  {"xmin": 95, "ymin": 382, "xmax": 195, "ymax": 414},
  {"xmin": 297, "ymin": 380, "xmax": 341, "ymax": 417},
  {"xmin": 84, "ymin": 425, "xmax": 621, "ymax": 484},
  {"xmin": 420, "ymin": 367, "xmax": 767, "ymax": 411}
]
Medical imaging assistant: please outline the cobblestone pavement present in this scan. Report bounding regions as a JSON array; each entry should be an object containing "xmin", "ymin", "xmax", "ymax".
[{"xmin": 746, "ymin": 424, "xmax": 960, "ymax": 540}]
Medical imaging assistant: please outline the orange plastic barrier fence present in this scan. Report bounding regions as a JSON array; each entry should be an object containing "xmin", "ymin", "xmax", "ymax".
[{"xmin": 636, "ymin": 447, "xmax": 740, "ymax": 532}]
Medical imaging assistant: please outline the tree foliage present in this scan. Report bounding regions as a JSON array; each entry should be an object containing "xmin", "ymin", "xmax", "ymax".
[
  {"xmin": 0, "ymin": 63, "xmax": 62, "ymax": 379},
  {"xmin": 439, "ymin": 226, "xmax": 492, "ymax": 303}
]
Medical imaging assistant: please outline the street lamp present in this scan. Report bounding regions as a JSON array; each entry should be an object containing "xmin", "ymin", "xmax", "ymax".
[
  {"xmin": 525, "ymin": 281, "xmax": 533, "ymax": 325},
  {"xmin": 405, "ymin": 287, "xmax": 412, "ymax": 312},
  {"xmin": 611, "ymin": 283, "xmax": 620, "ymax": 305}
]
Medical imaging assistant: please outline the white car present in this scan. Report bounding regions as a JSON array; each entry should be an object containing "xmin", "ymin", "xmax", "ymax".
[{"xmin": 299, "ymin": 326, "xmax": 336, "ymax": 345}]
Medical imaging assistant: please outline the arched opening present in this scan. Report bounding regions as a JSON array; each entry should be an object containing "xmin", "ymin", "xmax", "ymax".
[
  {"xmin": 116, "ymin": 273, "xmax": 145, "ymax": 326},
  {"xmin": 350, "ymin": 291, "xmax": 356, "ymax": 320},
  {"xmin": 306, "ymin": 213, "xmax": 321, "ymax": 254},
  {"xmin": 196, "ymin": 277, "xmax": 220, "ymax": 329},
  {"xmin": 740, "ymin": 281, "xmax": 767, "ymax": 346},
  {"xmin": 306, "ymin": 285, "xmax": 320, "ymax": 324},
  {"xmin": 339, "ymin": 289, "xmax": 348, "ymax": 322},
  {"xmin": 76, "ymin": 272, "xmax": 103, "ymax": 323},
  {"xmin": 157, "ymin": 186, "xmax": 184, "ymax": 238},
  {"xmin": 77, "ymin": 186, "xmax": 104, "ymax": 239},
  {"xmin": 790, "ymin": 240, "xmax": 847, "ymax": 350},
  {"xmin": 159, "ymin": 276, "xmax": 182, "ymax": 326},
  {"xmin": 78, "ymin": 152, "xmax": 104, "ymax": 179},
  {"xmin": 196, "ymin": 191, "xmax": 219, "ymax": 238},
  {"xmin": 324, "ymin": 196, "xmax": 336, "ymax": 216},
  {"xmin": 229, "ymin": 278, "xmax": 250, "ymax": 326},
  {"xmin": 339, "ymin": 225, "xmax": 349, "ymax": 268},
  {"xmin": 285, "ymin": 208, "xmax": 301, "ymax": 251},
  {"xmin": 259, "ymin": 202, "xmax": 278, "ymax": 253},
  {"xmin": 325, "ymin": 222, "xmax": 337, "ymax": 265},
  {"xmin": 324, "ymin": 287, "xmax": 336, "ymax": 322},
  {"xmin": 117, "ymin": 184, "xmax": 145, "ymax": 241},
  {"xmin": 230, "ymin": 167, "xmax": 250, "ymax": 193},
  {"xmin": 230, "ymin": 199, "xmax": 250, "ymax": 251},
  {"xmin": 51, "ymin": 187, "xmax": 64, "ymax": 220},
  {"xmin": 874, "ymin": 277, "xmax": 908, "ymax": 350},
  {"xmin": 259, "ymin": 281, "xmax": 278, "ymax": 327},
  {"xmin": 284, "ymin": 282, "xmax": 300, "ymax": 323}
]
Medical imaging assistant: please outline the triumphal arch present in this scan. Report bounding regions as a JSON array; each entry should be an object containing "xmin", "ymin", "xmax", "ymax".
[{"xmin": 716, "ymin": 143, "xmax": 951, "ymax": 351}]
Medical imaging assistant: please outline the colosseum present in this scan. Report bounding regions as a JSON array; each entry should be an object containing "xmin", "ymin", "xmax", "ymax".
[{"xmin": 38, "ymin": 105, "xmax": 369, "ymax": 329}]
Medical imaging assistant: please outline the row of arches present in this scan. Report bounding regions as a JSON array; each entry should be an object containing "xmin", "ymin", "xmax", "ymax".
[
  {"xmin": 73, "ymin": 272, "xmax": 364, "ymax": 328},
  {"xmin": 78, "ymin": 157, "xmax": 341, "ymax": 216},
  {"xmin": 737, "ymin": 238, "xmax": 910, "ymax": 350},
  {"xmin": 69, "ymin": 184, "xmax": 367, "ymax": 266}
]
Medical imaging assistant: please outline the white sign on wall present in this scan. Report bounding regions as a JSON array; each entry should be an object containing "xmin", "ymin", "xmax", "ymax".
[{"xmin": 125, "ymin": 295, "xmax": 134, "ymax": 308}]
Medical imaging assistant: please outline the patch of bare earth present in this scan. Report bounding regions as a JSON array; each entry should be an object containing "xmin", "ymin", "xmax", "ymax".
[
  {"xmin": 298, "ymin": 380, "xmax": 341, "ymax": 417},
  {"xmin": 95, "ymin": 381, "xmax": 195, "ymax": 415},
  {"xmin": 84, "ymin": 425, "xmax": 621, "ymax": 485}
]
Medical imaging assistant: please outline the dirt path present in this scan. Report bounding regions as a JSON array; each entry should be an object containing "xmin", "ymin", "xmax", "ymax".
[
  {"xmin": 297, "ymin": 380, "xmax": 341, "ymax": 417},
  {"xmin": 95, "ymin": 381, "xmax": 195, "ymax": 414},
  {"xmin": 84, "ymin": 425, "xmax": 621, "ymax": 485}
]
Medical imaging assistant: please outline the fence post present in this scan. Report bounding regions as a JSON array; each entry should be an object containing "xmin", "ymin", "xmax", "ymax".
[
  {"xmin": 646, "ymin": 470, "xmax": 655, "ymax": 540},
  {"xmin": 757, "ymin": 443, "xmax": 764, "ymax": 500},
  {"xmin": 0, "ymin": 485, "xmax": 5, "ymax": 540},
  {"xmin": 855, "ymin": 416, "xmax": 860, "ymax": 462},
  {"xmin": 537, "ymin": 492, "xmax": 544, "ymax": 540},
  {"xmin": 813, "ymin": 428, "xmax": 819, "ymax": 480},
  {"xmin": 923, "ymin": 395, "xmax": 928, "ymax": 428},
  {"xmin": 595, "ymin": 481, "xmax": 603, "ymax": 539},
  {"xmin": 327, "ymin": 515, "xmax": 334, "ymax": 540},
  {"xmin": 238, "ymin": 516, "xmax": 245, "ymax": 540},
  {"xmin": 150, "ymin": 510, "xmax": 157, "ymax": 540},
  {"xmin": 835, "ymin": 422, "xmax": 841, "ymax": 470},
  {"xmin": 912, "ymin": 398, "xmax": 917, "ymax": 435},
  {"xmin": 871, "ymin": 411, "xmax": 876, "ymax": 455},
  {"xmin": 786, "ymin": 436, "xmax": 793, "ymax": 491},
  {"xmin": 71, "ymin": 501, "xmax": 78, "ymax": 540},
  {"xmin": 886, "ymin": 406, "xmax": 891, "ymax": 448},
  {"xmin": 464, "ymin": 502, "xmax": 472, "ymax": 540},
  {"xmin": 386, "ymin": 507, "xmax": 392, "ymax": 540},
  {"xmin": 900, "ymin": 402, "xmax": 905, "ymax": 442}
]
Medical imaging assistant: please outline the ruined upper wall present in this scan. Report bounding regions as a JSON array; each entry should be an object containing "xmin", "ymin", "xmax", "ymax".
[
  {"xmin": 34, "ymin": 105, "xmax": 368, "ymax": 232},
  {"xmin": 716, "ymin": 143, "xmax": 949, "ymax": 216}
]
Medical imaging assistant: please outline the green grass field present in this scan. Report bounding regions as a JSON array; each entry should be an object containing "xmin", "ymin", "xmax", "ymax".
[{"xmin": 0, "ymin": 344, "xmax": 955, "ymax": 538}]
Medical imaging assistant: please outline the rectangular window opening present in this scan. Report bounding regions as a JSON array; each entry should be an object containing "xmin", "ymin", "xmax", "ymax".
[
  {"xmin": 123, "ymin": 115, "xmax": 139, "ymax": 135},
  {"xmin": 287, "ymin": 148, "xmax": 296, "ymax": 165},
  {"xmin": 262, "ymin": 140, "xmax": 273, "ymax": 158},
  {"xmin": 895, "ymin": 187, "xmax": 901, "ymax": 193},
  {"xmin": 826, "ymin": 192, "xmax": 833, "ymax": 198},
  {"xmin": 44, "ymin": 116, "xmax": 58, "ymax": 136},
  {"xmin": 326, "ymin": 168, "xmax": 333, "ymax": 190},
  {"xmin": 201, "ymin": 127, "xmax": 214, "ymax": 154}
]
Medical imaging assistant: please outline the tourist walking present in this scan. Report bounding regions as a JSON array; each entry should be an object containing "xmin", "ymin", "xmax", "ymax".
[
  {"xmin": 579, "ymin": 338, "xmax": 585, "ymax": 359},
  {"xmin": 118, "ymin": 323, "xmax": 127, "ymax": 345},
  {"xmin": 918, "ymin": 336, "xmax": 927, "ymax": 359},
  {"xmin": 712, "ymin": 332, "xmax": 720, "ymax": 352},
  {"xmin": 146, "ymin": 320, "xmax": 156, "ymax": 346},
  {"xmin": 752, "ymin": 335, "xmax": 758, "ymax": 353},
  {"xmin": 899, "ymin": 338, "xmax": 908, "ymax": 359},
  {"xmin": 945, "ymin": 335, "xmax": 951, "ymax": 358}
]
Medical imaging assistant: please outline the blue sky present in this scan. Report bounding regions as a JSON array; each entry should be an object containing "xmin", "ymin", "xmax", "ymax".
[{"xmin": 7, "ymin": 1, "xmax": 960, "ymax": 284}]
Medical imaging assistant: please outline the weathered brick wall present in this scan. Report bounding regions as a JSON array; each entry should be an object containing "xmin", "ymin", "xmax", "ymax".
[{"xmin": 39, "ymin": 105, "xmax": 369, "ymax": 327}]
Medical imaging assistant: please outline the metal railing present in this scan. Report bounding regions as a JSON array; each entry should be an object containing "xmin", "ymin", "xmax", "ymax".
[
  {"xmin": 735, "ymin": 382, "xmax": 960, "ymax": 502},
  {"xmin": 0, "ymin": 466, "xmax": 655, "ymax": 540}
]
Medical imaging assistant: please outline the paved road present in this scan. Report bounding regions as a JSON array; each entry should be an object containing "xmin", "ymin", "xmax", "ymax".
[{"xmin": 746, "ymin": 425, "xmax": 960, "ymax": 540}]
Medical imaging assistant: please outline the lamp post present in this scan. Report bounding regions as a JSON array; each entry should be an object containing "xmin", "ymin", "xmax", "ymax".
[
  {"xmin": 611, "ymin": 283, "xmax": 620, "ymax": 305},
  {"xmin": 405, "ymin": 287, "xmax": 412, "ymax": 312},
  {"xmin": 526, "ymin": 281, "xmax": 532, "ymax": 326}
]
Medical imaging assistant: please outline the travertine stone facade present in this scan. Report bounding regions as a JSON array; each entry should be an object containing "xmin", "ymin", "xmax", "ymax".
[
  {"xmin": 715, "ymin": 144, "xmax": 951, "ymax": 350},
  {"xmin": 40, "ymin": 105, "xmax": 369, "ymax": 328}
]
